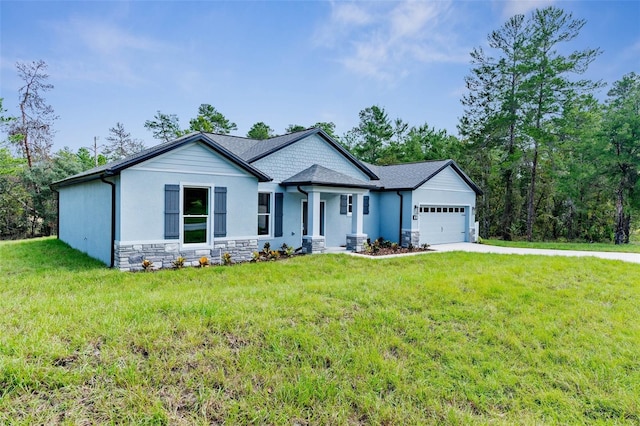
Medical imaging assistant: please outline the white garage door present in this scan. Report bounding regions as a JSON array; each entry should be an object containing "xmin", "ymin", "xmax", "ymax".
[{"xmin": 419, "ymin": 206, "xmax": 467, "ymax": 245}]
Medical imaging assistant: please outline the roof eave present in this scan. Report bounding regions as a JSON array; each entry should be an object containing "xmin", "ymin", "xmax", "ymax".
[{"xmin": 280, "ymin": 181, "xmax": 378, "ymax": 190}]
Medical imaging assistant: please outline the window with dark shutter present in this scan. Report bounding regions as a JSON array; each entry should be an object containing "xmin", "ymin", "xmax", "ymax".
[
  {"xmin": 340, "ymin": 194, "xmax": 348, "ymax": 215},
  {"xmin": 274, "ymin": 193, "xmax": 283, "ymax": 237},
  {"xmin": 363, "ymin": 195, "xmax": 370, "ymax": 215},
  {"xmin": 164, "ymin": 184, "xmax": 180, "ymax": 239},
  {"xmin": 214, "ymin": 187, "xmax": 227, "ymax": 237}
]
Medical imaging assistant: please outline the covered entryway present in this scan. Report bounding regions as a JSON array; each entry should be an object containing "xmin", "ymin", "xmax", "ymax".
[
  {"xmin": 419, "ymin": 205, "xmax": 467, "ymax": 245},
  {"xmin": 302, "ymin": 200, "xmax": 325, "ymax": 236}
]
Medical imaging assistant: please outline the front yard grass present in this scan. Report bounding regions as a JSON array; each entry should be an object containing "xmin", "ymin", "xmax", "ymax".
[
  {"xmin": 1, "ymin": 238, "xmax": 639, "ymax": 424},
  {"xmin": 482, "ymin": 238, "xmax": 640, "ymax": 253}
]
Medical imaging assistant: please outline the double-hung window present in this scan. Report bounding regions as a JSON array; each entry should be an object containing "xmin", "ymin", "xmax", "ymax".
[
  {"xmin": 258, "ymin": 192, "xmax": 271, "ymax": 236},
  {"xmin": 347, "ymin": 194, "xmax": 353, "ymax": 215},
  {"xmin": 183, "ymin": 187, "xmax": 209, "ymax": 244}
]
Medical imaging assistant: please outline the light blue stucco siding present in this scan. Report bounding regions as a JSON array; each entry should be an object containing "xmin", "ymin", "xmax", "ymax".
[
  {"xmin": 58, "ymin": 179, "xmax": 113, "ymax": 265},
  {"xmin": 376, "ymin": 191, "xmax": 404, "ymax": 243},
  {"xmin": 120, "ymin": 141, "xmax": 259, "ymax": 243},
  {"xmin": 410, "ymin": 166, "xmax": 477, "ymax": 242},
  {"xmin": 252, "ymin": 134, "xmax": 370, "ymax": 183},
  {"xmin": 255, "ymin": 182, "xmax": 304, "ymax": 250}
]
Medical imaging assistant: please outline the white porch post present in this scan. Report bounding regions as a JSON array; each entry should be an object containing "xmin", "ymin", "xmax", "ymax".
[
  {"xmin": 308, "ymin": 190, "xmax": 321, "ymax": 237},
  {"xmin": 351, "ymin": 193, "xmax": 364, "ymax": 235},
  {"xmin": 347, "ymin": 192, "xmax": 367, "ymax": 252}
]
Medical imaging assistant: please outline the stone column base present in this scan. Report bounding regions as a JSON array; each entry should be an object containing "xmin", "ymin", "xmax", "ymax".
[
  {"xmin": 302, "ymin": 236, "xmax": 325, "ymax": 254},
  {"xmin": 401, "ymin": 230, "xmax": 420, "ymax": 248},
  {"xmin": 346, "ymin": 234, "xmax": 368, "ymax": 252}
]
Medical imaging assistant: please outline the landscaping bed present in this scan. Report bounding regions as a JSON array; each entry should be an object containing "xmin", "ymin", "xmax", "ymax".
[{"xmin": 358, "ymin": 237, "xmax": 432, "ymax": 256}]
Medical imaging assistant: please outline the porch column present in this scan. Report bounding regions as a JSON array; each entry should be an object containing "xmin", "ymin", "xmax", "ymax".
[
  {"xmin": 302, "ymin": 190, "xmax": 325, "ymax": 254},
  {"xmin": 308, "ymin": 190, "xmax": 321, "ymax": 237},
  {"xmin": 347, "ymin": 193, "xmax": 367, "ymax": 252}
]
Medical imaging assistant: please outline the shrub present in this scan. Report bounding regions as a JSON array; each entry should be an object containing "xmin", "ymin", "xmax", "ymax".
[
  {"xmin": 222, "ymin": 252, "xmax": 232, "ymax": 266},
  {"xmin": 141, "ymin": 259, "xmax": 153, "ymax": 271},
  {"xmin": 262, "ymin": 242, "xmax": 271, "ymax": 253},
  {"xmin": 172, "ymin": 256, "xmax": 186, "ymax": 269},
  {"xmin": 251, "ymin": 251, "xmax": 262, "ymax": 262},
  {"xmin": 199, "ymin": 256, "xmax": 210, "ymax": 268},
  {"xmin": 284, "ymin": 245, "xmax": 295, "ymax": 257},
  {"xmin": 268, "ymin": 250, "xmax": 280, "ymax": 260}
]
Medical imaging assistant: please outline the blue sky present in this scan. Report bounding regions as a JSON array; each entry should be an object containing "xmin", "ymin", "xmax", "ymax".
[{"xmin": 1, "ymin": 0, "xmax": 638, "ymax": 153}]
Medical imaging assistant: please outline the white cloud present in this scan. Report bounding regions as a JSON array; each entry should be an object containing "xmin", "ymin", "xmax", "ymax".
[
  {"xmin": 500, "ymin": 0, "xmax": 555, "ymax": 18},
  {"xmin": 315, "ymin": 1, "xmax": 468, "ymax": 82}
]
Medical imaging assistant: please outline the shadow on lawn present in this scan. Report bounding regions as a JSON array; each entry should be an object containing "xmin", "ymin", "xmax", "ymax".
[{"xmin": 0, "ymin": 237, "xmax": 107, "ymax": 273}]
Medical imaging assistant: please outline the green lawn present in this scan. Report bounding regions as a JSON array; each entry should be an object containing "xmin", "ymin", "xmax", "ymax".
[
  {"xmin": 482, "ymin": 238, "xmax": 640, "ymax": 253},
  {"xmin": 1, "ymin": 238, "xmax": 639, "ymax": 424}
]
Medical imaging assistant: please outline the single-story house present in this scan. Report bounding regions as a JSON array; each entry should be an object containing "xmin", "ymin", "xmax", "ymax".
[{"xmin": 52, "ymin": 128, "xmax": 482, "ymax": 270}]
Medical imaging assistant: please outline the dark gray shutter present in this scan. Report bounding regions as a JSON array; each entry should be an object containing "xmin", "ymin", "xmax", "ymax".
[
  {"xmin": 164, "ymin": 184, "xmax": 180, "ymax": 239},
  {"xmin": 274, "ymin": 193, "xmax": 284, "ymax": 237},
  {"xmin": 214, "ymin": 187, "xmax": 227, "ymax": 237},
  {"xmin": 363, "ymin": 195, "xmax": 370, "ymax": 215},
  {"xmin": 340, "ymin": 194, "xmax": 348, "ymax": 215}
]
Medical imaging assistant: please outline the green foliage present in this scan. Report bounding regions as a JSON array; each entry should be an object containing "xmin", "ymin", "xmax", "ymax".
[
  {"xmin": 457, "ymin": 6, "xmax": 614, "ymax": 243},
  {"xmin": 602, "ymin": 72, "xmax": 640, "ymax": 244},
  {"xmin": 247, "ymin": 121, "xmax": 275, "ymax": 140},
  {"xmin": 188, "ymin": 104, "xmax": 237, "ymax": 134},
  {"xmin": 222, "ymin": 252, "xmax": 233, "ymax": 266},
  {"xmin": 1, "ymin": 238, "xmax": 639, "ymax": 423},
  {"xmin": 144, "ymin": 111, "xmax": 183, "ymax": 142}
]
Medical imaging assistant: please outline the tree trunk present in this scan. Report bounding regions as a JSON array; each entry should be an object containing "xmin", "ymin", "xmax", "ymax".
[
  {"xmin": 501, "ymin": 122, "xmax": 517, "ymax": 240},
  {"xmin": 614, "ymin": 186, "xmax": 626, "ymax": 245},
  {"xmin": 526, "ymin": 143, "xmax": 538, "ymax": 241}
]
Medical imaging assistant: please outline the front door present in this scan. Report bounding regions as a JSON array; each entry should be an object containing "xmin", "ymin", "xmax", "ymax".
[{"xmin": 302, "ymin": 200, "xmax": 325, "ymax": 236}]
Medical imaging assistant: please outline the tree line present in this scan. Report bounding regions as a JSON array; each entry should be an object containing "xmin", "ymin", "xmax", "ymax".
[{"xmin": 1, "ymin": 6, "xmax": 637, "ymax": 243}]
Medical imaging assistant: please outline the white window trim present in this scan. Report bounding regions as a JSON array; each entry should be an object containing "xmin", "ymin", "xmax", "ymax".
[
  {"xmin": 347, "ymin": 194, "xmax": 353, "ymax": 216},
  {"xmin": 180, "ymin": 184, "xmax": 213, "ymax": 248},
  {"xmin": 258, "ymin": 191, "xmax": 273, "ymax": 238}
]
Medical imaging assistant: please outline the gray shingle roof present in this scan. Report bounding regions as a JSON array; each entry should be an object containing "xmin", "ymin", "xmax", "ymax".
[
  {"xmin": 207, "ymin": 128, "xmax": 378, "ymax": 179},
  {"xmin": 366, "ymin": 160, "xmax": 483, "ymax": 194},
  {"xmin": 281, "ymin": 164, "xmax": 377, "ymax": 189},
  {"xmin": 51, "ymin": 132, "xmax": 272, "ymax": 188}
]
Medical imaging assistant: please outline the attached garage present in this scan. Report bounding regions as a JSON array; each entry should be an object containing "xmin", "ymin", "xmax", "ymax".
[{"xmin": 419, "ymin": 205, "xmax": 467, "ymax": 245}]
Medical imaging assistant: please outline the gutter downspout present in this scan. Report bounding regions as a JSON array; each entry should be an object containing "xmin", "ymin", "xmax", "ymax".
[
  {"xmin": 50, "ymin": 185, "xmax": 60, "ymax": 238},
  {"xmin": 100, "ymin": 175, "xmax": 116, "ymax": 268},
  {"xmin": 396, "ymin": 191, "xmax": 403, "ymax": 245}
]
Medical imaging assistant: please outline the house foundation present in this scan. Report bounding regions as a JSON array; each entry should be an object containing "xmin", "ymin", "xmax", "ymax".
[
  {"xmin": 401, "ymin": 230, "xmax": 420, "ymax": 248},
  {"xmin": 302, "ymin": 236, "xmax": 325, "ymax": 254},
  {"xmin": 346, "ymin": 234, "xmax": 368, "ymax": 252},
  {"xmin": 114, "ymin": 238, "xmax": 258, "ymax": 271}
]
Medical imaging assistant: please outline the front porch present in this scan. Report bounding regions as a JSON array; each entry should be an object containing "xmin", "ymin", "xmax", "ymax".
[{"xmin": 297, "ymin": 189, "xmax": 369, "ymax": 254}]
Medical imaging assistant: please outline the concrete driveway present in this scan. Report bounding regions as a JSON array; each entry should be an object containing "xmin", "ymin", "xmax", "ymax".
[{"xmin": 432, "ymin": 243, "xmax": 640, "ymax": 264}]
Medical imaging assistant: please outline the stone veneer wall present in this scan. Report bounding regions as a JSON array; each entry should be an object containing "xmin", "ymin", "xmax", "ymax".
[
  {"xmin": 346, "ymin": 234, "xmax": 367, "ymax": 252},
  {"xmin": 302, "ymin": 236, "xmax": 325, "ymax": 254},
  {"xmin": 401, "ymin": 230, "xmax": 420, "ymax": 248},
  {"xmin": 115, "ymin": 239, "xmax": 258, "ymax": 271}
]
